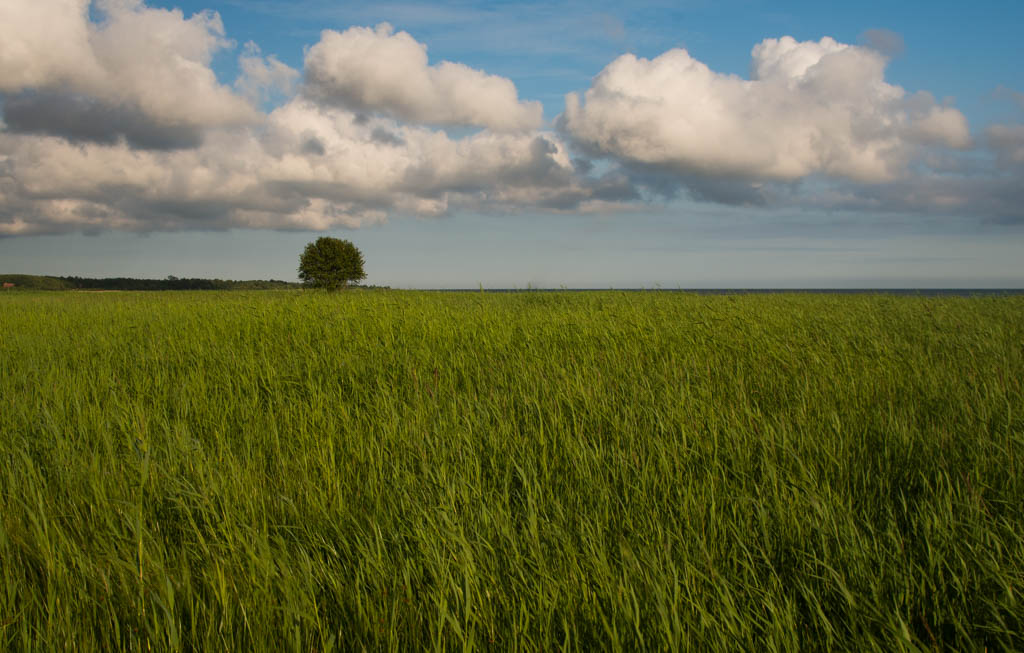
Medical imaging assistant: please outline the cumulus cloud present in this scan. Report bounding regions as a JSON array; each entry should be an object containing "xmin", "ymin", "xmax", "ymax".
[
  {"xmin": 0, "ymin": 0, "xmax": 257, "ymax": 148},
  {"xmin": 303, "ymin": 23, "xmax": 543, "ymax": 130},
  {"xmin": 0, "ymin": 95, "xmax": 612, "ymax": 236},
  {"xmin": 236, "ymin": 42, "xmax": 300, "ymax": 104},
  {"xmin": 0, "ymin": 0, "xmax": 98, "ymax": 92},
  {"xmin": 3, "ymin": 90, "xmax": 204, "ymax": 150},
  {"xmin": 561, "ymin": 36, "xmax": 970, "ymax": 184},
  {"xmin": 1, "ymin": 3, "xmax": 1021, "ymax": 236},
  {"xmin": 1, "ymin": 2, "xmax": 607, "ymax": 236}
]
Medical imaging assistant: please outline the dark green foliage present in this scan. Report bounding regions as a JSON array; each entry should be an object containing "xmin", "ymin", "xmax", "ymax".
[
  {"xmin": 298, "ymin": 237, "xmax": 366, "ymax": 289},
  {"xmin": 62, "ymin": 276, "xmax": 301, "ymax": 290},
  {"xmin": 0, "ymin": 291, "xmax": 1022, "ymax": 650},
  {"xmin": 0, "ymin": 273, "xmax": 74, "ymax": 289},
  {"xmin": 0, "ymin": 274, "xmax": 301, "ymax": 290}
]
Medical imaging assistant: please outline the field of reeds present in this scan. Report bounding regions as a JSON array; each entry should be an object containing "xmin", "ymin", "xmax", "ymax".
[{"xmin": 1, "ymin": 290, "xmax": 1022, "ymax": 650}]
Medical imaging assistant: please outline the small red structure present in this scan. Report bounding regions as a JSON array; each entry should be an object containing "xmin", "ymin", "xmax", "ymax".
[{"xmin": 2, "ymin": 282, "xmax": 14, "ymax": 289}]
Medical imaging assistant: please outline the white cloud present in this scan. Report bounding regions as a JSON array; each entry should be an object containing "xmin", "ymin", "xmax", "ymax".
[
  {"xmin": 0, "ymin": 0, "xmax": 257, "ymax": 142},
  {"xmin": 0, "ymin": 0, "xmax": 99, "ymax": 92},
  {"xmin": 0, "ymin": 3, "xmax": 604, "ymax": 237},
  {"xmin": 236, "ymin": 42, "xmax": 300, "ymax": 104},
  {"xmin": 561, "ymin": 36, "xmax": 970, "ymax": 183},
  {"xmin": 1, "ymin": 4, "xmax": 1021, "ymax": 236},
  {"xmin": 303, "ymin": 23, "xmax": 543, "ymax": 130},
  {"xmin": 0, "ymin": 97, "xmax": 609, "ymax": 235}
]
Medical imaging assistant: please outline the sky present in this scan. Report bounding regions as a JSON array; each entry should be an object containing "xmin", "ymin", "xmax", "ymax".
[{"xmin": 1, "ymin": 0, "xmax": 1022, "ymax": 288}]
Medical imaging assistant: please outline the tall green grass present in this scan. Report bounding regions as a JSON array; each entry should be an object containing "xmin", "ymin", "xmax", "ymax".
[{"xmin": 1, "ymin": 290, "xmax": 1022, "ymax": 650}]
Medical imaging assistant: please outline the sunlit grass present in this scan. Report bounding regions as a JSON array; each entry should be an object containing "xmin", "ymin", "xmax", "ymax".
[{"xmin": 1, "ymin": 290, "xmax": 1022, "ymax": 650}]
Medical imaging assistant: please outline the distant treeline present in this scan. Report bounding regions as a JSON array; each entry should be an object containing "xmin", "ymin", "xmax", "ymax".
[{"xmin": 1, "ymin": 274, "xmax": 302, "ymax": 291}]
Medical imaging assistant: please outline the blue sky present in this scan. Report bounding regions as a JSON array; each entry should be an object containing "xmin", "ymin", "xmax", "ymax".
[{"xmin": 1, "ymin": 0, "xmax": 1022, "ymax": 287}]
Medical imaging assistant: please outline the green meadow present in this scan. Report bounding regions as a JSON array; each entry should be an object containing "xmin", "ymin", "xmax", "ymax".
[{"xmin": 1, "ymin": 290, "xmax": 1022, "ymax": 650}]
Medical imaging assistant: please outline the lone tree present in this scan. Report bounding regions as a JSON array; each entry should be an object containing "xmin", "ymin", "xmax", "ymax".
[{"xmin": 298, "ymin": 237, "xmax": 366, "ymax": 289}]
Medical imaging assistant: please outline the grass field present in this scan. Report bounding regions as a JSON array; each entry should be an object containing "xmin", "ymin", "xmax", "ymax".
[{"xmin": 1, "ymin": 290, "xmax": 1022, "ymax": 650}]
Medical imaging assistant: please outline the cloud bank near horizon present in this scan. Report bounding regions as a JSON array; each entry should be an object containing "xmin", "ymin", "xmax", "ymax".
[{"xmin": 0, "ymin": 0, "xmax": 1021, "ymax": 236}]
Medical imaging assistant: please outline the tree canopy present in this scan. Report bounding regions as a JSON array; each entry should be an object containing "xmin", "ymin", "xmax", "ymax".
[{"xmin": 298, "ymin": 237, "xmax": 367, "ymax": 289}]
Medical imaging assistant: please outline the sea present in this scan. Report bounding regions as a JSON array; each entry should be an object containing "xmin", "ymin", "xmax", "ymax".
[{"xmin": 436, "ymin": 288, "xmax": 1024, "ymax": 296}]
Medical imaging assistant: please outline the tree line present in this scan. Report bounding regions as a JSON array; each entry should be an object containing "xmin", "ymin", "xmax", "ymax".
[
  {"xmin": 3, "ymin": 237, "xmax": 372, "ymax": 291},
  {"xmin": 0, "ymin": 275, "xmax": 302, "ymax": 291}
]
